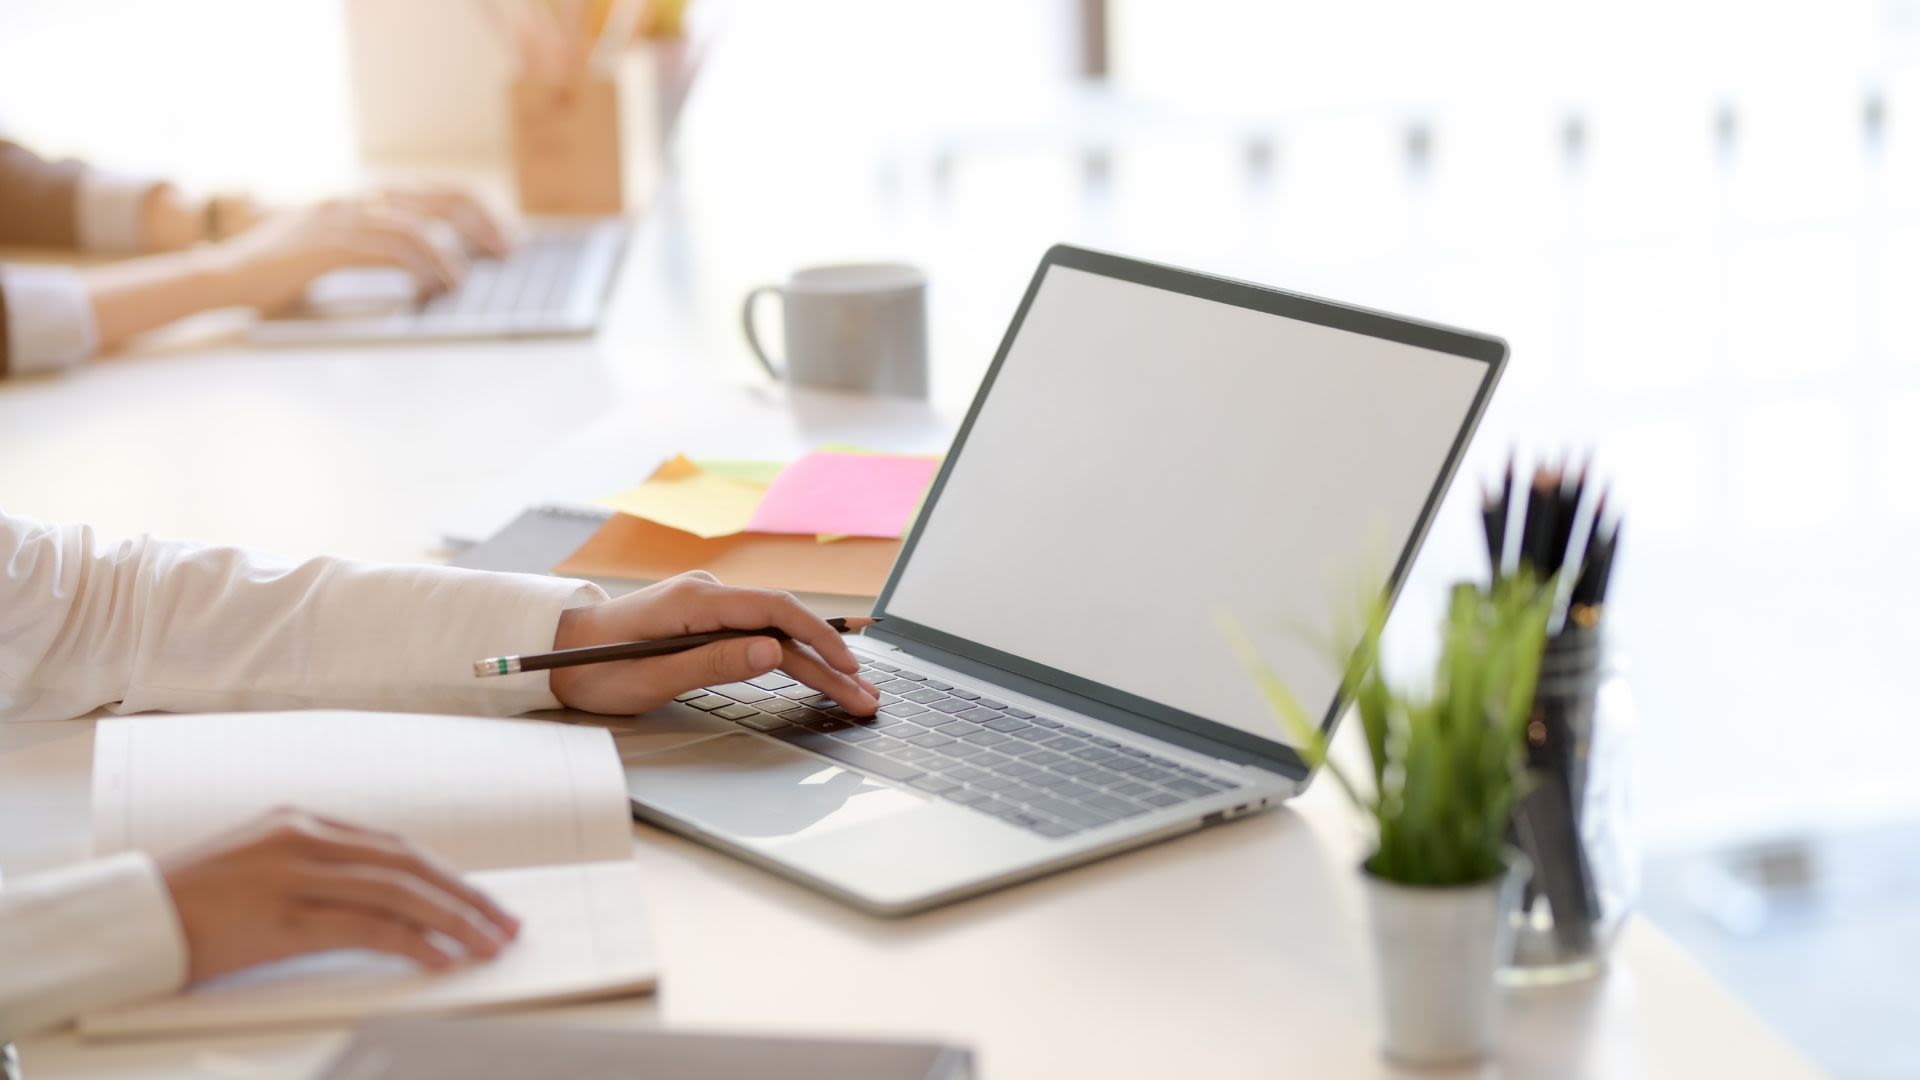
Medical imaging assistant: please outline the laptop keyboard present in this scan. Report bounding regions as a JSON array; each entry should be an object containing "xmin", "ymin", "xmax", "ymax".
[
  {"xmin": 674, "ymin": 660, "xmax": 1242, "ymax": 839},
  {"xmin": 417, "ymin": 231, "xmax": 594, "ymax": 321}
]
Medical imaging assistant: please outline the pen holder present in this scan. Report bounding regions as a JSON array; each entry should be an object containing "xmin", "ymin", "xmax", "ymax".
[
  {"xmin": 511, "ymin": 74, "xmax": 625, "ymax": 215},
  {"xmin": 1502, "ymin": 619, "xmax": 1640, "ymax": 984},
  {"xmin": 508, "ymin": 41, "xmax": 698, "ymax": 217}
]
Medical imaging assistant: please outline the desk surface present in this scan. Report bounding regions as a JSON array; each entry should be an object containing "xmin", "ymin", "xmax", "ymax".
[
  {"xmin": 0, "ymin": 136, "xmax": 1820, "ymax": 1080},
  {"xmin": 1, "ymin": 715, "xmax": 1817, "ymax": 1080}
]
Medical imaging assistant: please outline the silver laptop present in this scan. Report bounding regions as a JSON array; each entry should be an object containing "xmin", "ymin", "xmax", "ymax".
[
  {"xmin": 249, "ymin": 219, "xmax": 626, "ymax": 345},
  {"xmin": 625, "ymin": 245, "xmax": 1507, "ymax": 915}
]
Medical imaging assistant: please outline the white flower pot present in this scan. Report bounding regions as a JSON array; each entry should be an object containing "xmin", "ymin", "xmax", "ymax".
[{"xmin": 1362, "ymin": 862, "xmax": 1525, "ymax": 1066}]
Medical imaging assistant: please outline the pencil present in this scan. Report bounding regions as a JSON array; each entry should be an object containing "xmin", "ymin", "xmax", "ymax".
[{"xmin": 474, "ymin": 616, "xmax": 881, "ymax": 677}]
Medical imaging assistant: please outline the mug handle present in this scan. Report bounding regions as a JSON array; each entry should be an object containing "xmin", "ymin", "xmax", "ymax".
[{"xmin": 741, "ymin": 285, "xmax": 784, "ymax": 379}]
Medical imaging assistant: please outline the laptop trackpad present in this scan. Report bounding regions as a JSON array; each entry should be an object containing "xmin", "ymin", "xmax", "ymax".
[{"xmin": 624, "ymin": 732, "xmax": 926, "ymax": 841}]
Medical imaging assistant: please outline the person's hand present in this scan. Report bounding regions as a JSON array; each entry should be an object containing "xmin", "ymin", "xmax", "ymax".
[
  {"xmin": 158, "ymin": 808, "xmax": 519, "ymax": 985},
  {"xmin": 549, "ymin": 571, "xmax": 883, "ymax": 717},
  {"xmin": 207, "ymin": 188, "xmax": 512, "ymax": 315}
]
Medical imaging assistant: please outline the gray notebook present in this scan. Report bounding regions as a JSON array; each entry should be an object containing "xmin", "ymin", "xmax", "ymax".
[
  {"xmin": 450, "ymin": 505, "xmax": 612, "ymax": 576},
  {"xmin": 319, "ymin": 1017, "xmax": 973, "ymax": 1080}
]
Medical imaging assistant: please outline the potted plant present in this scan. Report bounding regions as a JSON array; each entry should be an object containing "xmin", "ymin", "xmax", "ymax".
[{"xmin": 1223, "ymin": 575, "xmax": 1554, "ymax": 1066}]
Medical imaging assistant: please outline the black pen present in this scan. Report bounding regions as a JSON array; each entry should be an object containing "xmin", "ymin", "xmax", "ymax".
[{"xmin": 474, "ymin": 617, "xmax": 881, "ymax": 677}]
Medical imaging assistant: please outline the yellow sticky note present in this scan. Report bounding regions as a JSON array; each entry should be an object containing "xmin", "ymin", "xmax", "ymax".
[
  {"xmin": 595, "ymin": 454, "xmax": 767, "ymax": 539},
  {"xmin": 694, "ymin": 459, "xmax": 787, "ymax": 486}
]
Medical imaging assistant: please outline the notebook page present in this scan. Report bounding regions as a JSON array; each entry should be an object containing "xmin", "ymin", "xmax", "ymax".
[
  {"xmin": 78, "ymin": 860, "xmax": 658, "ymax": 1039},
  {"xmin": 93, "ymin": 712, "xmax": 632, "ymax": 871}
]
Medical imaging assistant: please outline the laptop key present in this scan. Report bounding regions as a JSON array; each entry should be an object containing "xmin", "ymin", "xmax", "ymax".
[
  {"xmin": 1039, "ymin": 735, "xmax": 1084, "ymax": 750},
  {"xmin": 772, "ymin": 730, "xmax": 923, "ymax": 781},
  {"xmin": 890, "ymin": 670, "xmax": 926, "ymax": 681},
  {"xmin": 1032, "ymin": 820, "xmax": 1078, "ymax": 838},
  {"xmin": 945, "ymin": 787, "xmax": 996, "ymax": 806},
  {"xmin": 906, "ymin": 732, "xmax": 956, "ymax": 748},
  {"xmin": 1086, "ymin": 767, "xmax": 1138, "ymax": 788},
  {"xmin": 869, "ymin": 662, "xmax": 899, "ymax": 672},
  {"xmin": 948, "ymin": 689, "xmax": 981, "ymax": 700},
  {"xmin": 903, "ymin": 688, "xmax": 946, "ymax": 705},
  {"xmin": 1165, "ymin": 779, "xmax": 1217, "ymax": 797},
  {"xmin": 933, "ymin": 719, "xmax": 982, "ymax": 736},
  {"xmin": 1005, "ymin": 708, "xmax": 1036, "ymax": 719},
  {"xmin": 944, "ymin": 766, "xmax": 992, "ymax": 784},
  {"xmin": 1027, "ymin": 751, "xmax": 1068, "ymax": 767},
  {"xmin": 709, "ymin": 682, "xmax": 776, "ymax": 704},
  {"xmin": 956, "ymin": 707, "xmax": 1002, "ymax": 723},
  {"xmin": 799, "ymin": 716, "xmax": 856, "ymax": 733},
  {"xmin": 732, "ymin": 712, "xmax": 792, "ymax": 732},
  {"xmin": 1135, "ymin": 767, "xmax": 1177, "ymax": 782},
  {"xmin": 873, "ymin": 679, "xmax": 921, "ymax": 694},
  {"xmin": 673, "ymin": 690, "xmax": 706, "ymax": 702},
  {"xmin": 763, "ymin": 698, "xmax": 813, "ymax": 716},
  {"xmin": 712, "ymin": 703, "xmax": 762, "ymax": 721},
  {"xmin": 928, "ymin": 698, "xmax": 972, "ymax": 714},
  {"xmin": 924, "ymin": 680, "xmax": 953, "ymax": 690},
  {"xmin": 1084, "ymin": 793, "xmax": 1149, "ymax": 817},
  {"xmin": 984, "ymin": 717, "xmax": 1030, "ymax": 733},
  {"xmin": 776, "ymin": 684, "xmax": 823, "ymax": 699},
  {"xmin": 962, "ymin": 730, "xmax": 1012, "ymax": 748},
  {"xmin": 1052, "ymin": 760, "xmax": 1097, "ymax": 778},
  {"xmin": 1029, "ymin": 716, "xmax": 1062, "ymax": 728},
  {"xmin": 831, "ymin": 726, "xmax": 886, "ymax": 744},
  {"xmin": 1141, "ymin": 791, "xmax": 1184, "ymax": 807},
  {"xmin": 681, "ymin": 694, "xmax": 731, "ymax": 711},
  {"xmin": 1110, "ymin": 781, "xmax": 1154, "ymax": 797},
  {"xmin": 976, "ymin": 698, "xmax": 1008, "ymax": 710},
  {"xmin": 1026, "ymin": 797, "xmax": 1111, "ymax": 829},
  {"xmin": 910, "ymin": 775, "xmax": 962, "ymax": 795},
  {"xmin": 746, "ymin": 672, "xmax": 798, "ymax": 692},
  {"xmin": 880, "ymin": 701, "xmax": 930, "ymax": 717}
]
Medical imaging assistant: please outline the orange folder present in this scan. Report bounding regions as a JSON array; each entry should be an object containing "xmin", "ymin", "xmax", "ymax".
[{"xmin": 554, "ymin": 513, "xmax": 902, "ymax": 598}]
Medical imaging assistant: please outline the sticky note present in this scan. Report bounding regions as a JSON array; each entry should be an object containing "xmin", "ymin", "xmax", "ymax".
[
  {"xmin": 746, "ymin": 452, "xmax": 940, "ymax": 540},
  {"xmin": 693, "ymin": 459, "xmax": 786, "ymax": 486},
  {"xmin": 594, "ymin": 454, "xmax": 768, "ymax": 539}
]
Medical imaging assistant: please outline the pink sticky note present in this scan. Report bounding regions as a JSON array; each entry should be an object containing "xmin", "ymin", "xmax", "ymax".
[{"xmin": 746, "ymin": 452, "xmax": 940, "ymax": 539}]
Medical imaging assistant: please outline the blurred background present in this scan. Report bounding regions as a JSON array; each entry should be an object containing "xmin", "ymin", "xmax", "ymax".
[{"xmin": 3, "ymin": 1, "xmax": 1916, "ymax": 1073}]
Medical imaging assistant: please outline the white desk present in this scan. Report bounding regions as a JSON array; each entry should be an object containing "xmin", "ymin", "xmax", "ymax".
[
  {"xmin": 1, "ymin": 714, "xmax": 1817, "ymax": 1080},
  {"xmin": 0, "ymin": 179, "xmax": 1820, "ymax": 1080}
]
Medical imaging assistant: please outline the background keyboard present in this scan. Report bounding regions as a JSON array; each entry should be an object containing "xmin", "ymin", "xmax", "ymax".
[{"xmin": 675, "ymin": 660, "xmax": 1242, "ymax": 839}]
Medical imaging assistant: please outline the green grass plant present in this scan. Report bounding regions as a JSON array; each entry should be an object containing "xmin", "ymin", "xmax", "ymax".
[{"xmin": 1221, "ymin": 574, "xmax": 1554, "ymax": 887}]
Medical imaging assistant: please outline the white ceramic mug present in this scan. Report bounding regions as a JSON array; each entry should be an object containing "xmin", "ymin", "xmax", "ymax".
[{"xmin": 742, "ymin": 263, "xmax": 929, "ymax": 398}]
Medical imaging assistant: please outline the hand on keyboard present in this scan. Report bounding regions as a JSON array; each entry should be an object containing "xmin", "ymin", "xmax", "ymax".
[
  {"xmin": 547, "ymin": 570, "xmax": 882, "ymax": 718},
  {"xmin": 211, "ymin": 187, "xmax": 513, "ymax": 315}
]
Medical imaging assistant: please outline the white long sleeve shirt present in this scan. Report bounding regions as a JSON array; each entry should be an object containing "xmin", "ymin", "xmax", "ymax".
[{"xmin": 0, "ymin": 509, "xmax": 605, "ymax": 1038}]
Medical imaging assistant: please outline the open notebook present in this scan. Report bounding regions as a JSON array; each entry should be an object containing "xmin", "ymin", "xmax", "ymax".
[{"xmin": 81, "ymin": 712, "xmax": 657, "ymax": 1039}]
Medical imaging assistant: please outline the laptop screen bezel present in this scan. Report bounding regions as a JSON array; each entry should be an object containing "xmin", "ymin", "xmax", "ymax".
[{"xmin": 867, "ymin": 244, "xmax": 1508, "ymax": 778}]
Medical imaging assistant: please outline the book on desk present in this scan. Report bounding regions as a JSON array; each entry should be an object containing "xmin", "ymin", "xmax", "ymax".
[{"xmin": 81, "ymin": 711, "xmax": 658, "ymax": 1039}]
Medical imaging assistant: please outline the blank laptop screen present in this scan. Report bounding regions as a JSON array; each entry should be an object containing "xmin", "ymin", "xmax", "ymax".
[{"xmin": 880, "ymin": 262, "xmax": 1492, "ymax": 749}]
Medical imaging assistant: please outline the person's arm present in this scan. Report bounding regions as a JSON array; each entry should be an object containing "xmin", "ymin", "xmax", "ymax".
[
  {"xmin": 0, "ymin": 509, "xmax": 595, "ymax": 723},
  {"xmin": 0, "ymin": 810, "xmax": 518, "ymax": 1040},
  {"xmin": 0, "ymin": 190, "xmax": 505, "ymax": 377},
  {"xmin": 0, "ymin": 508, "xmax": 881, "ymax": 725}
]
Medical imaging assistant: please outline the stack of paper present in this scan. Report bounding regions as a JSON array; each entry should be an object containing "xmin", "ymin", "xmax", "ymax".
[{"xmin": 560, "ymin": 448, "xmax": 941, "ymax": 599}]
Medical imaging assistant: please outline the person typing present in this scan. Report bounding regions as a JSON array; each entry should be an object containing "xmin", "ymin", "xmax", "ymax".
[
  {"xmin": 0, "ymin": 136, "xmax": 503, "ymax": 378},
  {"xmin": 0, "ymin": 509, "xmax": 881, "ymax": 1037}
]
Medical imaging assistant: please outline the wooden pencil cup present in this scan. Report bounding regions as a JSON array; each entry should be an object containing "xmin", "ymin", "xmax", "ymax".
[{"xmin": 511, "ymin": 75, "xmax": 624, "ymax": 216}]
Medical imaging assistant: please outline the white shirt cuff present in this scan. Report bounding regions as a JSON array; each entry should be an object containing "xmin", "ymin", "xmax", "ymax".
[
  {"xmin": 0, "ymin": 852, "xmax": 187, "ymax": 1039},
  {"xmin": 0, "ymin": 265, "xmax": 98, "ymax": 374},
  {"xmin": 75, "ymin": 170, "xmax": 161, "ymax": 253}
]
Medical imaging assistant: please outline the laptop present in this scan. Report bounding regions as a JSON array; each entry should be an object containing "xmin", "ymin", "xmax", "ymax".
[
  {"xmin": 249, "ymin": 219, "xmax": 626, "ymax": 345},
  {"xmin": 624, "ymin": 245, "xmax": 1507, "ymax": 915}
]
